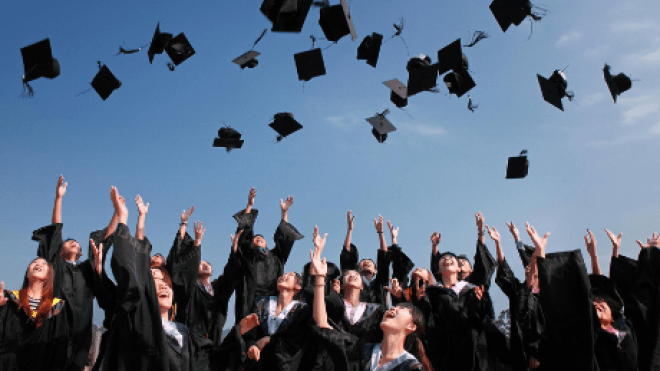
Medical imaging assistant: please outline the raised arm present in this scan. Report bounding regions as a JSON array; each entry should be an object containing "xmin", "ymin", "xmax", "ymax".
[
  {"xmin": 52, "ymin": 175, "xmax": 67, "ymax": 224},
  {"xmin": 310, "ymin": 227, "xmax": 331, "ymax": 329},
  {"xmin": 135, "ymin": 195, "xmax": 149, "ymax": 240},
  {"xmin": 194, "ymin": 221, "xmax": 205, "ymax": 247},
  {"xmin": 584, "ymin": 229, "xmax": 601, "ymax": 275},
  {"xmin": 387, "ymin": 220, "xmax": 398, "ymax": 246},
  {"xmin": 374, "ymin": 215, "xmax": 387, "ymax": 252},
  {"xmin": 525, "ymin": 222, "xmax": 549, "ymax": 259},
  {"xmin": 487, "ymin": 226, "xmax": 504, "ymax": 264},
  {"xmin": 344, "ymin": 210, "xmax": 354, "ymax": 251},
  {"xmin": 505, "ymin": 221, "xmax": 520, "ymax": 244},
  {"xmin": 245, "ymin": 188, "xmax": 256, "ymax": 214},
  {"xmin": 280, "ymin": 195, "xmax": 293, "ymax": 223},
  {"xmin": 102, "ymin": 187, "xmax": 121, "ymax": 240},
  {"xmin": 430, "ymin": 231, "xmax": 442, "ymax": 282},
  {"xmin": 605, "ymin": 229, "xmax": 622, "ymax": 259},
  {"xmin": 179, "ymin": 206, "xmax": 195, "ymax": 239},
  {"xmin": 476, "ymin": 211, "xmax": 485, "ymax": 245}
]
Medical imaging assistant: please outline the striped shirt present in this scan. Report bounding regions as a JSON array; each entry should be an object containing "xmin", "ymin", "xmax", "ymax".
[{"xmin": 29, "ymin": 297, "xmax": 40, "ymax": 312}]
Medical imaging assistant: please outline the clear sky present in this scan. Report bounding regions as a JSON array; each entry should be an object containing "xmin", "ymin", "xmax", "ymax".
[{"xmin": 1, "ymin": 0, "xmax": 659, "ymax": 326}]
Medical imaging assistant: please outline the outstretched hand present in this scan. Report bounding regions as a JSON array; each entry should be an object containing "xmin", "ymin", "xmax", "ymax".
[
  {"xmin": 475, "ymin": 212, "xmax": 485, "ymax": 232},
  {"xmin": 56, "ymin": 175, "xmax": 67, "ymax": 198},
  {"xmin": 430, "ymin": 231, "xmax": 441, "ymax": 247},
  {"xmin": 387, "ymin": 220, "xmax": 399, "ymax": 240},
  {"xmin": 636, "ymin": 233, "xmax": 660, "ymax": 249},
  {"xmin": 374, "ymin": 215, "xmax": 384, "ymax": 233},
  {"xmin": 247, "ymin": 188, "xmax": 257, "ymax": 207},
  {"xmin": 486, "ymin": 226, "xmax": 500, "ymax": 244},
  {"xmin": 280, "ymin": 196, "xmax": 294, "ymax": 212},
  {"xmin": 347, "ymin": 210, "xmax": 354, "ymax": 231},
  {"xmin": 90, "ymin": 239, "xmax": 103, "ymax": 276},
  {"xmin": 584, "ymin": 229, "xmax": 597, "ymax": 257},
  {"xmin": 181, "ymin": 206, "xmax": 195, "ymax": 223},
  {"xmin": 310, "ymin": 227, "xmax": 328, "ymax": 277},
  {"xmin": 505, "ymin": 221, "xmax": 520, "ymax": 242},
  {"xmin": 605, "ymin": 229, "xmax": 622, "ymax": 257},
  {"xmin": 239, "ymin": 313, "xmax": 260, "ymax": 335},
  {"xmin": 384, "ymin": 278, "xmax": 403, "ymax": 299},
  {"xmin": 135, "ymin": 195, "xmax": 149, "ymax": 215},
  {"xmin": 231, "ymin": 230, "xmax": 244, "ymax": 253},
  {"xmin": 0, "ymin": 282, "xmax": 7, "ymax": 306},
  {"xmin": 194, "ymin": 221, "xmax": 206, "ymax": 245},
  {"xmin": 525, "ymin": 222, "xmax": 549, "ymax": 255}
]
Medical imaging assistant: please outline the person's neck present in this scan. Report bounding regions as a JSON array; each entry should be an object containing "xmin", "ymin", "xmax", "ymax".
[
  {"xmin": 160, "ymin": 308, "xmax": 170, "ymax": 321},
  {"xmin": 343, "ymin": 287, "xmax": 361, "ymax": 307},
  {"xmin": 62, "ymin": 252, "xmax": 77, "ymax": 262},
  {"xmin": 362, "ymin": 271, "xmax": 374, "ymax": 281},
  {"xmin": 441, "ymin": 272, "xmax": 459, "ymax": 288},
  {"xmin": 600, "ymin": 319, "xmax": 613, "ymax": 331},
  {"xmin": 198, "ymin": 276, "xmax": 211, "ymax": 286},
  {"xmin": 380, "ymin": 332, "xmax": 406, "ymax": 364},
  {"xmin": 27, "ymin": 281, "xmax": 44, "ymax": 300},
  {"xmin": 276, "ymin": 289, "xmax": 296, "ymax": 316}
]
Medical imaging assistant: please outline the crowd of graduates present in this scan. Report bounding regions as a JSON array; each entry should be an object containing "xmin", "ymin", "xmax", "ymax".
[{"xmin": 1, "ymin": 176, "xmax": 657, "ymax": 371}]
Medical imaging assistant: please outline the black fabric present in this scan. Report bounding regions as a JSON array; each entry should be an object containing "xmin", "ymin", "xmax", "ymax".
[
  {"xmin": 536, "ymin": 250, "xmax": 598, "ymax": 371},
  {"xmin": 231, "ymin": 209, "xmax": 303, "ymax": 324},
  {"xmin": 594, "ymin": 319, "xmax": 637, "ymax": 371},
  {"xmin": 388, "ymin": 244, "xmax": 415, "ymax": 289},
  {"xmin": 339, "ymin": 244, "xmax": 391, "ymax": 306},
  {"xmin": 467, "ymin": 240, "xmax": 498, "ymax": 290},
  {"xmin": 495, "ymin": 258, "xmax": 544, "ymax": 371}
]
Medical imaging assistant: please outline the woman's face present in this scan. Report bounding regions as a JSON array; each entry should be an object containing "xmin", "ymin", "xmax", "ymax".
[
  {"xmin": 151, "ymin": 255, "xmax": 165, "ymax": 267},
  {"xmin": 155, "ymin": 278, "xmax": 173, "ymax": 311},
  {"xmin": 276, "ymin": 272, "xmax": 300, "ymax": 291},
  {"xmin": 342, "ymin": 270, "xmax": 363, "ymax": 290},
  {"xmin": 198, "ymin": 260, "xmax": 213, "ymax": 277},
  {"xmin": 252, "ymin": 235, "xmax": 267, "ymax": 249},
  {"xmin": 61, "ymin": 239, "xmax": 81, "ymax": 260},
  {"xmin": 458, "ymin": 258, "xmax": 472, "ymax": 278},
  {"xmin": 594, "ymin": 299, "xmax": 613, "ymax": 326},
  {"xmin": 380, "ymin": 305, "xmax": 416, "ymax": 334},
  {"xmin": 438, "ymin": 255, "xmax": 459, "ymax": 274},
  {"xmin": 151, "ymin": 268, "xmax": 164, "ymax": 280},
  {"xmin": 359, "ymin": 259, "xmax": 375, "ymax": 275},
  {"xmin": 27, "ymin": 258, "xmax": 49, "ymax": 282}
]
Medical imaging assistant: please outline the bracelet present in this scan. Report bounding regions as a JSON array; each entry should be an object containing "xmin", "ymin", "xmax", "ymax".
[
  {"xmin": 377, "ymin": 231, "xmax": 383, "ymax": 234},
  {"xmin": 180, "ymin": 222, "xmax": 187, "ymax": 226},
  {"xmin": 314, "ymin": 284, "xmax": 326, "ymax": 287}
]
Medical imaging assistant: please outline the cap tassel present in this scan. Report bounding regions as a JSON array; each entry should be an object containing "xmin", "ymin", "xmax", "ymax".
[
  {"xmin": 167, "ymin": 63, "xmax": 175, "ymax": 71},
  {"xmin": 468, "ymin": 95, "xmax": 479, "ymax": 112},
  {"xmin": 21, "ymin": 79, "xmax": 34, "ymax": 98},
  {"xmin": 74, "ymin": 62, "xmax": 102, "ymax": 97},
  {"xmin": 251, "ymin": 29, "xmax": 268, "ymax": 50},
  {"xmin": 115, "ymin": 43, "xmax": 149, "ymax": 56},
  {"xmin": 385, "ymin": 18, "xmax": 410, "ymax": 58},
  {"xmin": 464, "ymin": 31, "xmax": 489, "ymax": 48}
]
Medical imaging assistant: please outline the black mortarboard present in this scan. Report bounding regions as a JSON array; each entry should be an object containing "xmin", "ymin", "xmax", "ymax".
[
  {"xmin": 270, "ymin": 112, "xmax": 303, "ymax": 141},
  {"xmin": 233, "ymin": 51, "xmax": 260, "ymax": 69},
  {"xmin": 517, "ymin": 243, "xmax": 535, "ymax": 267},
  {"xmin": 294, "ymin": 48, "xmax": 326, "ymax": 81},
  {"xmin": 506, "ymin": 150, "xmax": 528, "ymax": 179},
  {"xmin": 383, "ymin": 79, "xmax": 408, "ymax": 108},
  {"xmin": 537, "ymin": 70, "xmax": 573, "ymax": 111},
  {"xmin": 436, "ymin": 39, "xmax": 465, "ymax": 75},
  {"xmin": 165, "ymin": 33, "xmax": 195, "ymax": 66},
  {"xmin": 148, "ymin": 23, "xmax": 173, "ymax": 64},
  {"xmin": 91, "ymin": 65, "xmax": 122, "ymax": 101},
  {"xmin": 489, "ymin": 0, "xmax": 534, "ymax": 32},
  {"xmin": 357, "ymin": 32, "xmax": 383, "ymax": 68},
  {"xmin": 263, "ymin": 0, "xmax": 314, "ymax": 33},
  {"xmin": 406, "ymin": 55, "xmax": 438, "ymax": 96},
  {"xmin": 21, "ymin": 38, "xmax": 60, "ymax": 83},
  {"xmin": 366, "ymin": 110, "xmax": 396, "ymax": 143},
  {"xmin": 319, "ymin": 0, "xmax": 357, "ymax": 43},
  {"xmin": 603, "ymin": 64, "xmax": 632, "ymax": 103},
  {"xmin": 444, "ymin": 69, "xmax": 476, "ymax": 97},
  {"xmin": 213, "ymin": 127, "xmax": 244, "ymax": 152}
]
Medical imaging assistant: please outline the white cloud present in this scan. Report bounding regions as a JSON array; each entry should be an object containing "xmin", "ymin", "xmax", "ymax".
[
  {"xmin": 580, "ymin": 92, "xmax": 606, "ymax": 107},
  {"xmin": 623, "ymin": 47, "xmax": 660, "ymax": 66},
  {"xmin": 623, "ymin": 103, "xmax": 659, "ymax": 125},
  {"xmin": 555, "ymin": 31, "xmax": 583, "ymax": 47},
  {"xmin": 403, "ymin": 122, "xmax": 446, "ymax": 137},
  {"xmin": 324, "ymin": 112, "xmax": 365, "ymax": 130}
]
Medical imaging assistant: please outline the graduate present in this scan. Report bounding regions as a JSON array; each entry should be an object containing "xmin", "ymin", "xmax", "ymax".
[
  {"xmin": 0, "ymin": 258, "xmax": 69, "ymax": 371},
  {"xmin": 310, "ymin": 227, "xmax": 432, "ymax": 371},
  {"xmin": 32, "ymin": 176, "xmax": 118, "ymax": 371},
  {"xmin": 231, "ymin": 188, "xmax": 304, "ymax": 324},
  {"xmin": 96, "ymin": 188, "xmax": 212, "ymax": 371}
]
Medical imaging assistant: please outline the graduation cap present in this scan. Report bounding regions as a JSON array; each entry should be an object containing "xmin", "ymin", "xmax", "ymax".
[
  {"xmin": 537, "ymin": 69, "xmax": 574, "ymax": 111},
  {"xmin": 436, "ymin": 39, "xmax": 476, "ymax": 97},
  {"xmin": 517, "ymin": 243, "xmax": 535, "ymax": 267},
  {"xmin": 357, "ymin": 32, "xmax": 383, "ymax": 68},
  {"xmin": 406, "ymin": 55, "xmax": 438, "ymax": 97},
  {"xmin": 294, "ymin": 48, "xmax": 326, "ymax": 81},
  {"xmin": 489, "ymin": 0, "xmax": 544, "ymax": 33},
  {"xmin": 20, "ymin": 38, "xmax": 60, "ymax": 96},
  {"xmin": 262, "ymin": 0, "xmax": 314, "ymax": 33},
  {"xmin": 91, "ymin": 64, "xmax": 122, "ymax": 101},
  {"xmin": 233, "ymin": 51, "xmax": 260, "ymax": 69},
  {"xmin": 444, "ymin": 69, "xmax": 476, "ymax": 97},
  {"xmin": 213, "ymin": 126, "xmax": 244, "ymax": 152},
  {"xmin": 383, "ymin": 79, "xmax": 408, "ymax": 108},
  {"xmin": 319, "ymin": 0, "xmax": 357, "ymax": 43},
  {"xmin": 148, "ymin": 23, "xmax": 173, "ymax": 63},
  {"xmin": 165, "ymin": 33, "xmax": 195, "ymax": 67},
  {"xmin": 366, "ymin": 109, "xmax": 396, "ymax": 143},
  {"xmin": 603, "ymin": 64, "xmax": 632, "ymax": 103},
  {"xmin": 270, "ymin": 112, "xmax": 303, "ymax": 141},
  {"xmin": 506, "ymin": 150, "xmax": 528, "ymax": 179}
]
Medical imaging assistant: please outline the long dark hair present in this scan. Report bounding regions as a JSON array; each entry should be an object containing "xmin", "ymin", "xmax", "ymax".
[
  {"xmin": 18, "ymin": 258, "xmax": 55, "ymax": 328},
  {"xmin": 397, "ymin": 302, "xmax": 434, "ymax": 371}
]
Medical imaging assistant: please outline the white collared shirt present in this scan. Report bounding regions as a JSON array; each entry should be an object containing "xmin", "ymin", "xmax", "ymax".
[
  {"xmin": 344, "ymin": 299, "xmax": 367, "ymax": 325},
  {"xmin": 266, "ymin": 296, "xmax": 300, "ymax": 335},
  {"xmin": 368, "ymin": 344, "xmax": 417, "ymax": 371}
]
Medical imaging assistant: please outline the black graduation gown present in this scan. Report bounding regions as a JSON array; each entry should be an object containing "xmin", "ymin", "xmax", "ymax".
[
  {"xmin": 241, "ymin": 297, "xmax": 312, "ymax": 371},
  {"xmin": 495, "ymin": 258, "xmax": 544, "ymax": 371},
  {"xmin": 535, "ymin": 250, "xmax": 599, "ymax": 371},
  {"xmin": 425, "ymin": 281, "xmax": 493, "ymax": 371},
  {"xmin": 0, "ymin": 290, "xmax": 69, "ymax": 371},
  {"xmin": 430, "ymin": 240, "xmax": 497, "ymax": 289},
  {"xmin": 594, "ymin": 319, "xmax": 638, "ymax": 371},
  {"xmin": 339, "ymin": 244, "xmax": 391, "ymax": 306},
  {"xmin": 166, "ymin": 231, "xmax": 238, "ymax": 346},
  {"xmin": 312, "ymin": 325, "xmax": 423, "ymax": 371},
  {"xmin": 99, "ymin": 223, "xmax": 212, "ymax": 371},
  {"xmin": 32, "ymin": 223, "xmax": 108, "ymax": 371},
  {"xmin": 232, "ymin": 209, "xmax": 304, "ymax": 324}
]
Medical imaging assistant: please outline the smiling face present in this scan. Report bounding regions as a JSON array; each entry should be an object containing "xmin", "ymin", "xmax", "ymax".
[
  {"xmin": 155, "ymin": 278, "xmax": 173, "ymax": 311},
  {"xmin": 61, "ymin": 239, "xmax": 82, "ymax": 261},
  {"xmin": 438, "ymin": 254, "xmax": 460, "ymax": 275},
  {"xmin": 252, "ymin": 235, "xmax": 267, "ymax": 249},
  {"xmin": 151, "ymin": 267, "xmax": 164, "ymax": 280},
  {"xmin": 358, "ymin": 259, "xmax": 375, "ymax": 275},
  {"xmin": 151, "ymin": 254, "xmax": 165, "ymax": 268},
  {"xmin": 457, "ymin": 258, "xmax": 472, "ymax": 279},
  {"xmin": 198, "ymin": 260, "xmax": 213, "ymax": 278},
  {"xmin": 276, "ymin": 272, "xmax": 301, "ymax": 292},
  {"xmin": 380, "ymin": 304, "xmax": 417, "ymax": 335},
  {"xmin": 342, "ymin": 270, "xmax": 363, "ymax": 290},
  {"xmin": 27, "ymin": 258, "xmax": 50, "ymax": 282},
  {"xmin": 594, "ymin": 298, "xmax": 613, "ymax": 327}
]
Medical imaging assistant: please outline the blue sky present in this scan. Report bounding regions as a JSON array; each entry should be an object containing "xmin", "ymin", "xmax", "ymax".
[{"xmin": 1, "ymin": 0, "xmax": 659, "ymax": 326}]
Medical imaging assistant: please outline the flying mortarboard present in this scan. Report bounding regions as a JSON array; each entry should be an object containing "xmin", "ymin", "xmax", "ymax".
[
  {"xmin": 165, "ymin": 33, "xmax": 195, "ymax": 66},
  {"xmin": 357, "ymin": 32, "xmax": 383, "ymax": 68},
  {"xmin": 91, "ymin": 64, "xmax": 122, "ymax": 101},
  {"xmin": 263, "ymin": 0, "xmax": 315, "ymax": 33},
  {"xmin": 319, "ymin": 0, "xmax": 357, "ymax": 43},
  {"xmin": 148, "ymin": 23, "xmax": 173, "ymax": 63},
  {"xmin": 383, "ymin": 79, "xmax": 408, "ymax": 108},
  {"xmin": 233, "ymin": 51, "xmax": 261, "ymax": 69},
  {"xmin": 436, "ymin": 39, "xmax": 465, "ymax": 75},
  {"xmin": 489, "ymin": 0, "xmax": 543, "ymax": 33},
  {"xmin": 366, "ymin": 109, "xmax": 396, "ymax": 143},
  {"xmin": 537, "ymin": 70, "xmax": 573, "ymax": 111},
  {"xmin": 603, "ymin": 64, "xmax": 632, "ymax": 103},
  {"xmin": 506, "ymin": 150, "xmax": 528, "ymax": 179},
  {"xmin": 213, "ymin": 126, "xmax": 244, "ymax": 152},
  {"xmin": 444, "ymin": 69, "xmax": 476, "ymax": 98},
  {"xmin": 270, "ymin": 112, "xmax": 303, "ymax": 141},
  {"xmin": 294, "ymin": 48, "xmax": 326, "ymax": 81},
  {"xmin": 20, "ymin": 38, "xmax": 60, "ymax": 96},
  {"xmin": 406, "ymin": 55, "xmax": 438, "ymax": 97}
]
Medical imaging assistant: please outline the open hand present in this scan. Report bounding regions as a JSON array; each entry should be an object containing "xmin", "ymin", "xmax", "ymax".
[
  {"xmin": 90, "ymin": 239, "xmax": 103, "ymax": 276},
  {"xmin": 56, "ymin": 175, "xmax": 67, "ymax": 198},
  {"xmin": 487, "ymin": 226, "xmax": 500, "ymax": 244},
  {"xmin": 347, "ymin": 210, "xmax": 354, "ymax": 231},
  {"xmin": 135, "ymin": 195, "xmax": 149, "ymax": 215},
  {"xmin": 430, "ymin": 231, "xmax": 441, "ymax": 247},
  {"xmin": 181, "ymin": 206, "xmax": 195, "ymax": 223},
  {"xmin": 384, "ymin": 278, "xmax": 403, "ymax": 299},
  {"xmin": 584, "ymin": 229, "xmax": 597, "ymax": 257},
  {"xmin": 280, "ymin": 196, "xmax": 294, "ymax": 212},
  {"xmin": 505, "ymin": 221, "xmax": 520, "ymax": 242}
]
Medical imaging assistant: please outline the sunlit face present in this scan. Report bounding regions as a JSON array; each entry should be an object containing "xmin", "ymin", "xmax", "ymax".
[
  {"xmin": 276, "ymin": 272, "xmax": 300, "ymax": 292},
  {"xmin": 151, "ymin": 268, "xmax": 164, "ymax": 280},
  {"xmin": 458, "ymin": 258, "xmax": 472, "ymax": 279},
  {"xmin": 27, "ymin": 258, "xmax": 49, "ymax": 282},
  {"xmin": 594, "ymin": 299, "xmax": 613, "ymax": 326},
  {"xmin": 252, "ymin": 235, "xmax": 267, "ymax": 249},
  {"xmin": 61, "ymin": 239, "xmax": 81, "ymax": 260},
  {"xmin": 198, "ymin": 260, "xmax": 213, "ymax": 277},
  {"xmin": 380, "ymin": 305, "xmax": 416, "ymax": 335},
  {"xmin": 342, "ymin": 270, "xmax": 363, "ymax": 290},
  {"xmin": 151, "ymin": 255, "xmax": 165, "ymax": 267},
  {"xmin": 438, "ymin": 255, "xmax": 459, "ymax": 274},
  {"xmin": 155, "ymin": 278, "xmax": 173, "ymax": 311},
  {"xmin": 359, "ymin": 259, "xmax": 375, "ymax": 275}
]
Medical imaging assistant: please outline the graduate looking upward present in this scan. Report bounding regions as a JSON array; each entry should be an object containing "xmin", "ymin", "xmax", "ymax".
[{"xmin": 231, "ymin": 187, "xmax": 304, "ymax": 324}]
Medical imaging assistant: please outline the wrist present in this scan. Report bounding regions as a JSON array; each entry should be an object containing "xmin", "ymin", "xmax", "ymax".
[{"xmin": 180, "ymin": 222, "xmax": 187, "ymax": 226}]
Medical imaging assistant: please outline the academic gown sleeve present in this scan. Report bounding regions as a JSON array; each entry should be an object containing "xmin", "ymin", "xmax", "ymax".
[
  {"xmin": 430, "ymin": 250, "xmax": 441, "ymax": 283},
  {"xmin": 467, "ymin": 240, "xmax": 498, "ymax": 290},
  {"xmin": 32, "ymin": 223, "xmax": 65, "ymax": 296},
  {"xmin": 206, "ymin": 250, "xmax": 239, "ymax": 345},
  {"xmin": 166, "ymin": 231, "xmax": 201, "ymax": 327},
  {"xmin": 388, "ymin": 244, "xmax": 414, "ymax": 290},
  {"xmin": 271, "ymin": 220, "xmax": 304, "ymax": 267},
  {"xmin": 340, "ymin": 243, "xmax": 359, "ymax": 273}
]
